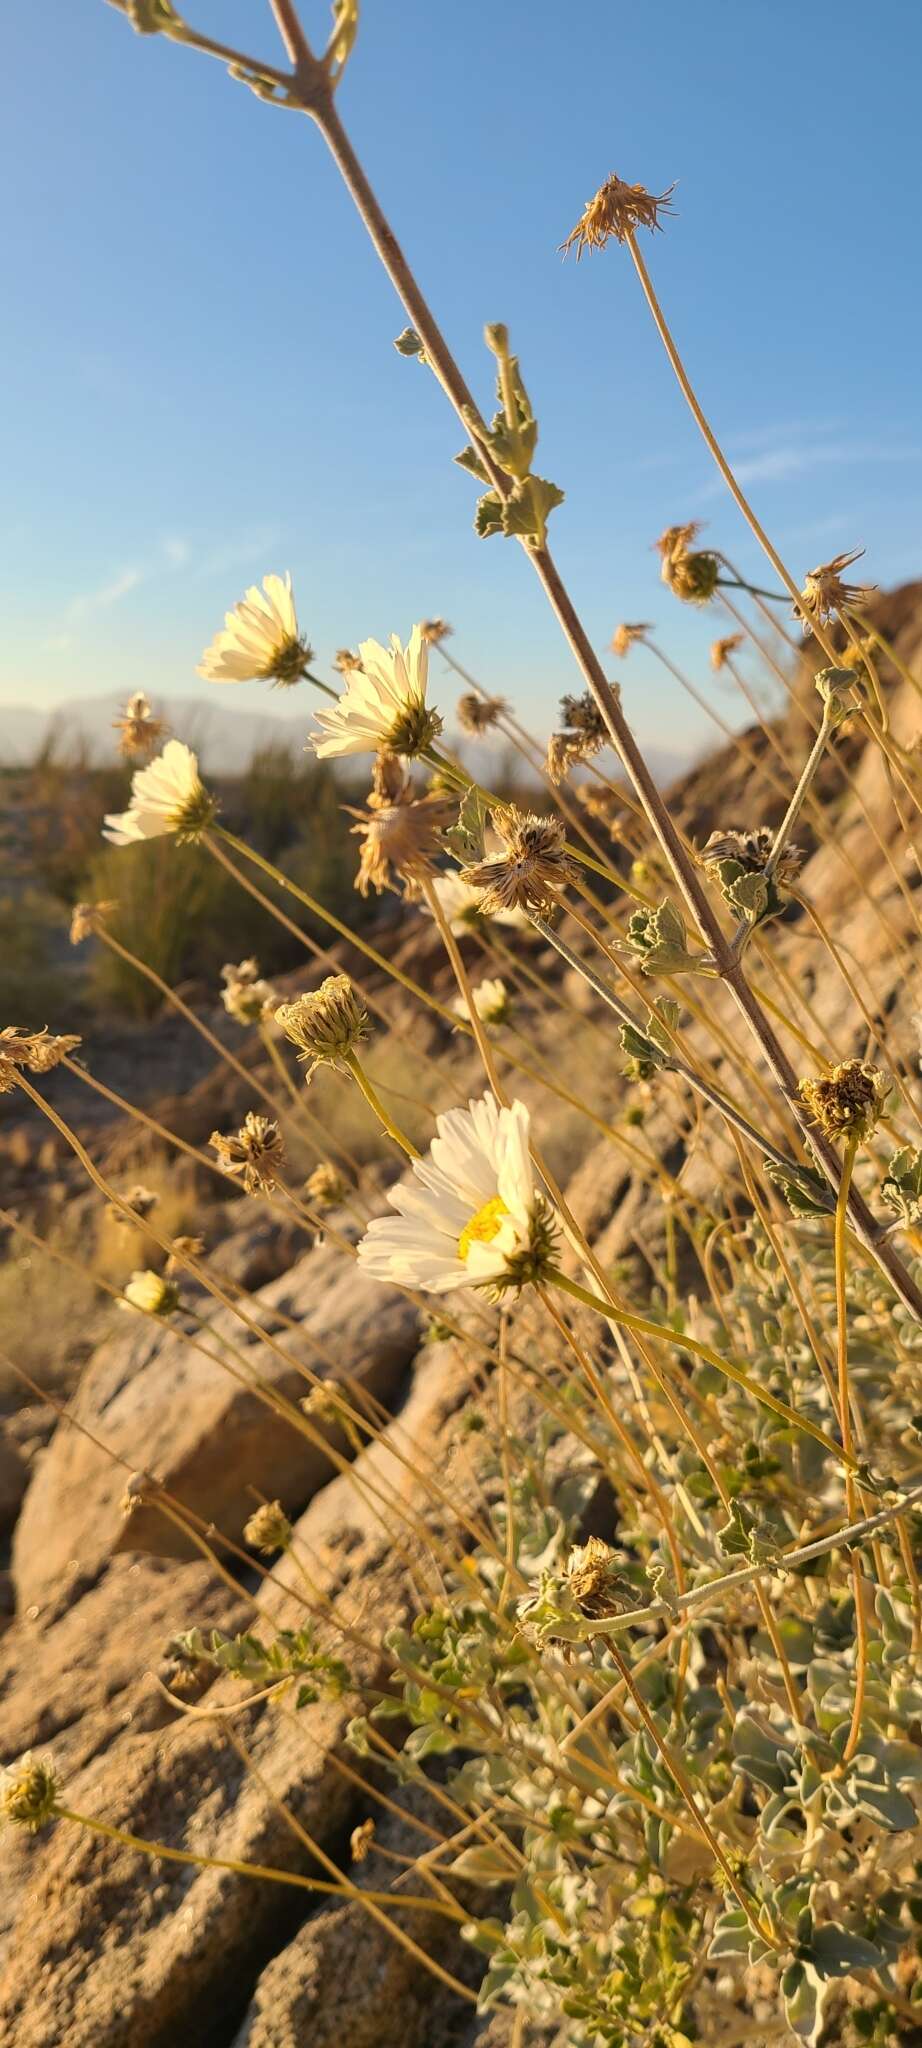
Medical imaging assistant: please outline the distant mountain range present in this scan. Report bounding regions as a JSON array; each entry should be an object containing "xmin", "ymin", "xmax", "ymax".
[{"xmin": 0, "ymin": 691, "xmax": 690, "ymax": 785}]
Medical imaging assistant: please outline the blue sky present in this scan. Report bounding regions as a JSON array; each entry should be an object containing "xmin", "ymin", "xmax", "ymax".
[{"xmin": 3, "ymin": 0, "xmax": 921, "ymax": 756}]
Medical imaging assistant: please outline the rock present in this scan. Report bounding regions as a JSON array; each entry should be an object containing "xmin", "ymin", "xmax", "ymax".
[
  {"xmin": 12, "ymin": 1226, "xmax": 421, "ymax": 1617},
  {"xmin": 0, "ymin": 1340, "xmax": 482, "ymax": 2048},
  {"xmin": 0, "ymin": 1425, "xmax": 27, "ymax": 1535}
]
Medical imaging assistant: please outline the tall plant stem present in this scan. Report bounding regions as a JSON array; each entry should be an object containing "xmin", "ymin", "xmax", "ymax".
[
  {"xmin": 344, "ymin": 1051, "xmax": 420, "ymax": 1159},
  {"xmin": 271, "ymin": 75, "xmax": 922, "ymax": 1321}
]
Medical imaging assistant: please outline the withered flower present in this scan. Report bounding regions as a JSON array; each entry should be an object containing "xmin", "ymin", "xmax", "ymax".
[
  {"xmin": 560, "ymin": 174, "xmax": 675, "ymax": 258},
  {"xmin": 333, "ymin": 647, "xmax": 363, "ymax": 675},
  {"xmin": 346, "ymin": 789, "xmax": 455, "ymax": 899},
  {"xmin": 419, "ymin": 619, "xmax": 452, "ymax": 645},
  {"xmin": 545, "ymin": 691, "xmax": 608, "ymax": 784},
  {"xmin": 462, "ymin": 806, "xmax": 577, "ymax": 917},
  {"xmin": 165, "ymin": 1234, "xmax": 206, "ymax": 1274},
  {"xmin": 243, "ymin": 1500, "xmax": 292, "ymax": 1554},
  {"xmin": 798, "ymin": 1059, "xmax": 889, "ymax": 1145},
  {"xmin": 710, "ymin": 633, "xmax": 744, "ymax": 673},
  {"xmin": 211, "ymin": 1111, "xmax": 286, "ymax": 1194},
  {"xmin": 564, "ymin": 1538, "xmax": 636, "ymax": 1618},
  {"xmin": 350, "ymin": 1818, "xmax": 376, "ymax": 1863},
  {"xmin": 0, "ymin": 1027, "xmax": 81, "ymax": 1083},
  {"xmin": 456, "ymin": 691, "xmax": 507, "ymax": 735},
  {"xmin": 657, "ymin": 522, "xmax": 720, "ymax": 605},
  {"xmin": 797, "ymin": 549, "xmax": 876, "ymax": 632},
  {"xmin": 70, "ymin": 899, "xmax": 117, "ymax": 946},
  {"xmin": 702, "ymin": 826, "xmax": 802, "ymax": 891},
  {"xmin": 276, "ymin": 977, "xmax": 369, "ymax": 1076},
  {"xmin": 113, "ymin": 690, "xmax": 169, "ymax": 759},
  {"xmin": 610, "ymin": 621, "xmax": 652, "ymax": 658}
]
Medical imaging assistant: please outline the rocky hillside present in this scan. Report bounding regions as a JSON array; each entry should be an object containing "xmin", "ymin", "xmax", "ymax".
[{"xmin": 0, "ymin": 588, "xmax": 920, "ymax": 2045}]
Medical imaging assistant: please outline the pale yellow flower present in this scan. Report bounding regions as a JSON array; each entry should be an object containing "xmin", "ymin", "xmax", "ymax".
[{"xmin": 198, "ymin": 573, "xmax": 311, "ymax": 687}]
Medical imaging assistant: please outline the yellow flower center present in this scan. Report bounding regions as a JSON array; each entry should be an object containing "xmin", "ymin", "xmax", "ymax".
[{"xmin": 458, "ymin": 1195, "xmax": 509, "ymax": 1263}]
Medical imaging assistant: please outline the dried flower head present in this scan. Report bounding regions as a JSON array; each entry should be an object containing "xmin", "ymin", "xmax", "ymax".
[
  {"xmin": 0, "ymin": 1028, "xmax": 81, "ymax": 1091},
  {"xmin": 610, "ymin": 621, "xmax": 652, "ymax": 658},
  {"xmin": 334, "ymin": 647, "xmax": 363, "ymax": 675},
  {"xmin": 456, "ymin": 691, "xmax": 507, "ymax": 735},
  {"xmin": 0, "ymin": 1752, "xmax": 58, "ymax": 1834},
  {"xmin": 243, "ymin": 1500, "xmax": 292, "ymax": 1554},
  {"xmin": 166, "ymin": 1234, "xmax": 205, "ymax": 1274},
  {"xmin": 702, "ymin": 827, "xmax": 802, "ymax": 890},
  {"xmin": 563, "ymin": 1538, "xmax": 635, "ymax": 1618},
  {"xmin": 560, "ymin": 173, "xmax": 675, "ymax": 258},
  {"xmin": 107, "ymin": 1183, "xmax": 160, "ymax": 1227},
  {"xmin": 275, "ymin": 976, "xmax": 369, "ymax": 1076},
  {"xmin": 798, "ymin": 1059, "xmax": 889, "ymax": 1145},
  {"xmin": 347, "ymin": 789, "xmax": 455, "ymax": 900},
  {"xmin": 452, "ymin": 976, "xmax": 510, "ymax": 1027},
  {"xmin": 210, "ymin": 1111, "xmax": 286, "ymax": 1194},
  {"xmin": 545, "ymin": 691, "xmax": 608, "ymax": 784},
  {"xmin": 368, "ymin": 750, "xmax": 409, "ymax": 809},
  {"xmin": 656, "ymin": 522, "xmax": 720, "ymax": 605},
  {"xmin": 70, "ymin": 899, "xmax": 117, "ymax": 946},
  {"xmin": 305, "ymin": 1162, "xmax": 347, "ymax": 1209},
  {"xmin": 350, "ymin": 1819, "xmax": 376, "ymax": 1862},
  {"xmin": 796, "ymin": 548, "xmax": 876, "ymax": 632},
  {"xmin": 113, "ymin": 690, "xmax": 169, "ymax": 760},
  {"xmin": 103, "ymin": 740, "xmax": 217, "ymax": 846},
  {"xmin": 462, "ymin": 807, "xmax": 577, "ymax": 918},
  {"xmin": 120, "ymin": 1268, "xmax": 180, "ymax": 1317},
  {"xmin": 710, "ymin": 633, "xmax": 744, "ymax": 673},
  {"xmin": 198, "ymin": 572, "xmax": 312, "ymax": 688},
  {"xmin": 419, "ymin": 619, "xmax": 452, "ymax": 645},
  {"xmin": 220, "ymin": 959, "xmax": 278, "ymax": 1026}
]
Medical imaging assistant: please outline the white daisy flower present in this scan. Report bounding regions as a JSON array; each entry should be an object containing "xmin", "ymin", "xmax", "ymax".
[
  {"xmin": 103, "ymin": 740, "xmax": 216, "ymax": 846},
  {"xmin": 198, "ymin": 573, "xmax": 311, "ymax": 688},
  {"xmin": 452, "ymin": 976, "xmax": 510, "ymax": 1026},
  {"xmin": 427, "ymin": 872, "xmax": 528, "ymax": 934},
  {"xmin": 311, "ymin": 624, "xmax": 442, "ymax": 759},
  {"xmin": 356, "ymin": 1093, "xmax": 557, "ymax": 1295}
]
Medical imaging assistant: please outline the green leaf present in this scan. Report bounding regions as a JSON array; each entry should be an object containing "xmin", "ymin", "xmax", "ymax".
[
  {"xmin": 500, "ymin": 474, "xmax": 565, "ymax": 546},
  {"xmin": 443, "ymin": 786, "xmax": 489, "ymax": 866},
  {"xmin": 808, "ymin": 1924, "xmax": 885, "ymax": 1978},
  {"xmin": 447, "ymin": 1843, "xmax": 512, "ymax": 1884},
  {"xmin": 393, "ymin": 326, "xmax": 425, "ymax": 358},
  {"xmin": 474, "ymin": 490, "xmax": 505, "ymax": 538}
]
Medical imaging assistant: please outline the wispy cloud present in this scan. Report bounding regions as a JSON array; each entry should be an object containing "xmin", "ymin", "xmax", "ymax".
[
  {"xmin": 701, "ymin": 440, "xmax": 921, "ymax": 499},
  {"xmin": 63, "ymin": 536, "xmax": 193, "ymax": 627}
]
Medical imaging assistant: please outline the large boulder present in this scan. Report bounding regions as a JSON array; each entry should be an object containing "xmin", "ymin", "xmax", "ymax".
[{"xmin": 13, "ymin": 1225, "xmax": 421, "ymax": 1617}]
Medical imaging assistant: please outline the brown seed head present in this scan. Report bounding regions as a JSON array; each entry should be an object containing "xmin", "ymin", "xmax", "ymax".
[
  {"xmin": 243, "ymin": 1499, "xmax": 292, "ymax": 1554},
  {"xmin": 656, "ymin": 522, "xmax": 720, "ymax": 605},
  {"xmin": 610, "ymin": 621, "xmax": 652, "ymax": 658},
  {"xmin": 798, "ymin": 1058, "xmax": 888, "ymax": 1145},
  {"xmin": 275, "ymin": 976, "xmax": 369, "ymax": 1076},
  {"xmin": 797, "ymin": 549, "xmax": 876, "ymax": 632},
  {"xmin": 0, "ymin": 1027, "xmax": 81, "ymax": 1078},
  {"xmin": 456, "ymin": 691, "xmax": 507, "ymax": 735},
  {"xmin": 113, "ymin": 691, "xmax": 169, "ymax": 760},
  {"xmin": 70, "ymin": 900, "xmax": 117, "ymax": 946},
  {"xmin": 210, "ymin": 1111, "xmax": 286, "ymax": 1194},
  {"xmin": 419, "ymin": 618, "xmax": 452, "ymax": 645},
  {"xmin": 107, "ymin": 1182, "xmax": 160, "ymax": 1227},
  {"xmin": 702, "ymin": 827, "xmax": 802, "ymax": 890},
  {"xmin": 350, "ymin": 1818, "xmax": 376, "ymax": 1863},
  {"xmin": 710, "ymin": 633, "xmax": 744, "ymax": 673},
  {"xmin": 166, "ymin": 1234, "xmax": 206, "ymax": 1274},
  {"xmin": 462, "ymin": 806, "xmax": 577, "ymax": 917},
  {"xmin": 348, "ymin": 790, "xmax": 455, "ymax": 900},
  {"xmin": 545, "ymin": 691, "xmax": 609, "ymax": 784},
  {"xmin": 564, "ymin": 1538, "xmax": 633, "ymax": 1618},
  {"xmin": 334, "ymin": 647, "xmax": 363, "ymax": 675},
  {"xmin": 560, "ymin": 174, "xmax": 675, "ymax": 259}
]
